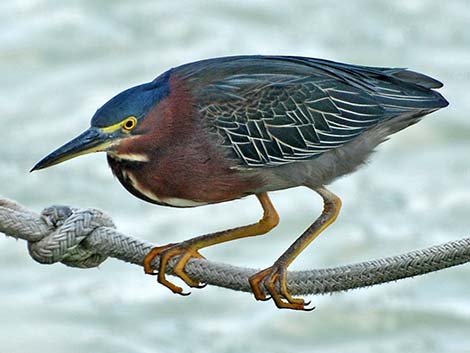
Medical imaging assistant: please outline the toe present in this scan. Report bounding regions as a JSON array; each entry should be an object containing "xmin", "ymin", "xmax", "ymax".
[
  {"xmin": 173, "ymin": 248, "xmax": 206, "ymax": 288},
  {"xmin": 252, "ymin": 264, "xmax": 313, "ymax": 311},
  {"xmin": 146, "ymin": 243, "xmax": 207, "ymax": 295},
  {"xmin": 249, "ymin": 267, "xmax": 273, "ymax": 301}
]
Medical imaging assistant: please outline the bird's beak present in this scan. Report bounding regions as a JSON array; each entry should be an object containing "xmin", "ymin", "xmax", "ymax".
[{"xmin": 31, "ymin": 127, "xmax": 115, "ymax": 171}]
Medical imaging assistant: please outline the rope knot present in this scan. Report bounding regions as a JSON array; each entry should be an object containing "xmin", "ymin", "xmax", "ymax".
[{"xmin": 27, "ymin": 205, "xmax": 116, "ymax": 268}]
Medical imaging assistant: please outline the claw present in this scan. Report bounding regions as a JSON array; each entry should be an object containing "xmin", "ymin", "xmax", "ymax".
[
  {"xmin": 192, "ymin": 282, "xmax": 208, "ymax": 289},
  {"xmin": 249, "ymin": 264, "xmax": 313, "ymax": 311},
  {"xmin": 143, "ymin": 243, "xmax": 206, "ymax": 295},
  {"xmin": 259, "ymin": 295, "xmax": 272, "ymax": 302},
  {"xmin": 303, "ymin": 303, "xmax": 316, "ymax": 312}
]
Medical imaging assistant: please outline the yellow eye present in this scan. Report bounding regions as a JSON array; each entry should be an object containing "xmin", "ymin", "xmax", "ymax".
[{"xmin": 122, "ymin": 116, "xmax": 137, "ymax": 131}]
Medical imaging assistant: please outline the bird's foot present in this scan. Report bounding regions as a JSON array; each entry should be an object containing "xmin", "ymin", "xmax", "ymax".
[
  {"xmin": 143, "ymin": 243, "xmax": 206, "ymax": 295},
  {"xmin": 249, "ymin": 263, "xmax": 314, "ymax": 311}
]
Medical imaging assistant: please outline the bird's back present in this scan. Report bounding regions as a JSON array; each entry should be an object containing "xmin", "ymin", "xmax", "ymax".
[{"xmin": 171, "ymin": 55, "xmax": 448, "ymax": 167}]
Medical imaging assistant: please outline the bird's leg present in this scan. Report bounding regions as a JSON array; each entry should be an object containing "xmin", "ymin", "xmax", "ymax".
[
  {"xmin": 143, "ymin": 192, "xmax": 280, "ymax": 295},
  {"xmin": 249, "ymin": 186, "xmax": 342, "ymax": 311}
]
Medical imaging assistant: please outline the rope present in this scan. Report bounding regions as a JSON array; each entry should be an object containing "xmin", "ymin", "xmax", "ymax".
[{"xmin": 1, "ymin": 197, "xmax": 469, "ymax": 296}]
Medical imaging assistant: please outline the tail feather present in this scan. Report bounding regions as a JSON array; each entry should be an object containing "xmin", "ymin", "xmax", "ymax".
[{"xmin": 387, "ymin": 69, "xmax": 444, "ymax": 89}]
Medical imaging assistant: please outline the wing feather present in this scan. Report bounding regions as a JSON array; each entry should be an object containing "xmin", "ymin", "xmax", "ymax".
[{"xmin": 175, "ymin": 56, "xmax": 448, "ymax": 167}]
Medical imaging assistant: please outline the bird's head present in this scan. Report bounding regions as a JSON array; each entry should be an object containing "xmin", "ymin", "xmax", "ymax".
[{"xmin": 31, "ymin": 72, "xmax": 170, "ymax": 171}]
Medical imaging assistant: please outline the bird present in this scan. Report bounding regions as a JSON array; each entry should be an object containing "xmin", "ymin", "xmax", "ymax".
[{"xmin": 32, "ymin": 55, "xmax": 448, "ymax": 310}]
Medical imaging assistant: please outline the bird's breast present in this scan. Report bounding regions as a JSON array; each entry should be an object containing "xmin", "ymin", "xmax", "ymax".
[
  {"xmin": 106, "ymin": 155, "xmax": 209, "ymax": 207},
  {"xmin": 122, "ymin": 169, "xmax": 208, "ymax": 207}
]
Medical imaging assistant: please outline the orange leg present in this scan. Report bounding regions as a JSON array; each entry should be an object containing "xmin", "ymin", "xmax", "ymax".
[
  {"xmin": 143, "ymin": 192, "xmax": 279, "ymax": 295},
  {"xmin": 249, "ymin": 186, "xmax": 342, "ymax": 311}
]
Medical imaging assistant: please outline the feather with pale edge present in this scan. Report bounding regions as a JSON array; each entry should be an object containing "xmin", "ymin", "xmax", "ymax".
[{"xmin": 176, "ymin": 56, "xmax": 448, "ymax": 167}]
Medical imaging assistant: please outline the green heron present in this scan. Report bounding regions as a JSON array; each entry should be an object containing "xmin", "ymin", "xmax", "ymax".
[{"xmin": 32, "ymin": 55, "xmax": 448, "ymax": 310}]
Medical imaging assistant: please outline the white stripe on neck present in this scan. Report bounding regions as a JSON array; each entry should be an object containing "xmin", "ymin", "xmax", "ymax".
[{"xmin": 110, "ymin": 152, "xmax": 150, "ymax": 162}]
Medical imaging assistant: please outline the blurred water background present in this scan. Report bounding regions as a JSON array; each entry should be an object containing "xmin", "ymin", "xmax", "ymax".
[{"xmin": 1, "ymin": 0, "xmax": 470, "ymax": 352}]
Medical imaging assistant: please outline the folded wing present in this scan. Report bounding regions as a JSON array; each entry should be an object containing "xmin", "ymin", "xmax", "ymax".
[{"xmin": 175, "ymin": 56, "xmax": 448, "ymax": 167}]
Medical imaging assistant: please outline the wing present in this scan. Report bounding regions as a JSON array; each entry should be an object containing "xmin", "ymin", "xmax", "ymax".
[{"xmin": 175, "ymin": 56, "xmax": 448, "ymax": 167}]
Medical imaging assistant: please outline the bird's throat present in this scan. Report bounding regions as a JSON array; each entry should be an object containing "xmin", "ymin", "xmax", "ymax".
[{"xmin": 107, "ymin": 151, "xmax": 150, "ymax": 162}]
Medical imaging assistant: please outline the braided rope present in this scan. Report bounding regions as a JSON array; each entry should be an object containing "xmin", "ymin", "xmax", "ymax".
[{"xmin": 1, "ymin": 197, "xmax": 469, "ymax": 295}]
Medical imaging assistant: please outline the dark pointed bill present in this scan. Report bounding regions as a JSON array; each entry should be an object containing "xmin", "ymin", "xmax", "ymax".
[{"xmin": 31, "ymin": 127, "xmax": 112, "ymax": 172}]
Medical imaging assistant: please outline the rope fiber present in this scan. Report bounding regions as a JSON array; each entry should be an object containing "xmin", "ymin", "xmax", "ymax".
[{"xmin": 1, "ymin": 197, "xmax": 469, "ymax": 296}]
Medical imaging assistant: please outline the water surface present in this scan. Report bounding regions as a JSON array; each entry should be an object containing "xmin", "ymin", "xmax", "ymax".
[{"xmin": 1, "ymin": 1, "xmax": 470, "ymax": 352}]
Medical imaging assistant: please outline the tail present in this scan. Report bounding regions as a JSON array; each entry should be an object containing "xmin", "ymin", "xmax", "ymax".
[
  {"xmin": 281, "ymin": 56, "xmax": 450, "ymax": 147},
  {"xmin": 372, "ymin": 68, "xmax": 449, "ymax": 136}
]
